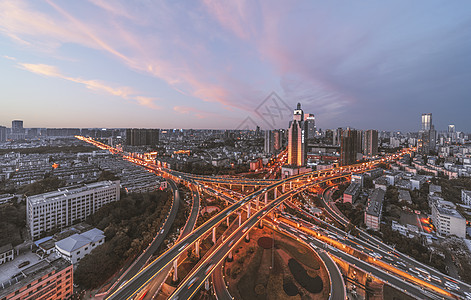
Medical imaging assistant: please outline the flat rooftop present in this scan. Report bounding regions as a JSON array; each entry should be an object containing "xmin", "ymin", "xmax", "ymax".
[
  {"xmin": 27, "ymin": 180, "xmax": 118, "ymax": 205},
  {"xmin": 366, "ymin": 188, "xmax": 385, "ymax": 217}
]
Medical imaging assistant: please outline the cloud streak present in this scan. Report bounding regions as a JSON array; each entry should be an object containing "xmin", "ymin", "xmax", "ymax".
[{"xmin": 19, "ymin": 62, "xmax": 160, "ymax": 109}]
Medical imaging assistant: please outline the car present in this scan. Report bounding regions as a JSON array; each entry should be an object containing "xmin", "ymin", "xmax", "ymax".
[
  {"xmin": 160, "ymin": 229, "xmax": 165, "ymax": 234},
  {"xmin": 356, "ymin": 244, "xmax": 365, "ymax": 250},
  {"xmin": 187, "ymin": 277, "xmax": 198, "ymax": 289},
  {"xmin": 205, "ymin": 263, "xmax": 215, "ymax": 275},
  {"xmin": 178, "ymin": 243, "xmax": 188, "ymax": 252},
  {"xmin": 371, "ymin": 252, "xmax": 382, "ymax": 259},
  {"xmin": 430, "ymin": 275, "xmax": 441, "ymax": 283},
  {"xmin": 396, "ymin": 261, "xmax": 407, "ymax": 268},
  {"xmin": 309, "ymin": 242, "xmax": 318, "ymax": 250}
]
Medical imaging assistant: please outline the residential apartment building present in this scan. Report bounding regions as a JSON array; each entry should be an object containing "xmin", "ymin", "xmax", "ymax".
[
  {"xmin": 27, "ymin": 180, "xmax": 120, "ymax": 240},
  {"xmin": 431, "ymin": 199, "xmax": 466, "ymax": 238},
  {"xmin": 0, "ymin": 255, "xmax": 73, "ymax": 300},
  {"xmin": 343, "ymin": 182, "xmax": 360, "ymax": 204},
  {"xmin": 364, "ymin": 188, "xmax": 385, "ymax": 230},
  {"xmin": 462, "ymin": 190, "xmax": 471, "ymax": 206}
]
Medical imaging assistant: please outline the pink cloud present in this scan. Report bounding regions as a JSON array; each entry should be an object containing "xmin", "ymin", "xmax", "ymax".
[
  {"xmin": 173, "ymin": 106, "xmax": 213, "ymax": 119},
  {"xmin": 19, "ymin": 62, "xmax": 160, "ymax": 109}
]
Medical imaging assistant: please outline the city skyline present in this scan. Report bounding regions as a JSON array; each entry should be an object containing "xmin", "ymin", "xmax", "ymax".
[{"xmin": 1, "ymin": 1, "xmax": 471, "ymax": 131}]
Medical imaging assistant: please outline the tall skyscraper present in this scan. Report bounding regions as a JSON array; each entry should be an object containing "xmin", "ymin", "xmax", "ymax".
[
  {"xmin": 11, "ymin": 120, "xmax": 25, "ymax": 140},
  {"xmin": 448, "ymin": 124, "xmax": 456, "ymax": 142},
  {"xmin": 363, "ymin": 129, "xmax": 378, "ymax": 156},
  {"xmin": 340, "ymin": 128, "xmax": 361, "ymax": 166},
  {"xmin": 421, "ymin": 113, "xmax": 432, "ymax": 131},
  {"xmin": 264, "ymin": 130, "xmax": 282, "ymax": 154},
  {"xmin": 333, "ymin": 128, "xmax": 343, "ymax": 146},
  {"xmin": 418, "ymin": 113, "xmax": 436, "ymax": 154},
  {"xmin": 305, "ymin": 114, "xmax": 316, "ymax": 141},
  {"xmin": 288, "ymin": 103, "xmax": 307, "ymax": 166},
  {"xmin": 0, "ymin": 126, "xmax": 6, "ymax": 142}
]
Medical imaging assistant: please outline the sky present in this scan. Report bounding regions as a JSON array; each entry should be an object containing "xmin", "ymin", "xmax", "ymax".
[{"xmin": 1, "ymin": 1, "xmax": 471, "ymax": 132}]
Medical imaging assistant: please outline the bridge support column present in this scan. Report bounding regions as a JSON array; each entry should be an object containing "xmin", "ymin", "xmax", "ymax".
[
  {"xmin": 256, "ymin": 196, "xmax": 260, "ymax": 210},
  {"xmin": 238, "ymin": 212, "xmax": 242, "ymax": 226},
  {"xmin": 173, "ymin": 259, "xmax": 178, "ymax": 282},
  {"xmin": 226, "ymin": 216, "xmax": 230, "ymax": 227},
  {"xmin": 229, "ymin": 184, "xmax": 232, "ymax": 189},
  {"xmin": 264, "ymin": 193, "xmax": 268, "ymax": 205},
  {"xmin": 258, "ymin": 220, "xmax": 263, "ymax": 229},
  {"xmin": 205, "ymin": 279, "xmax": 210, "ymax": 290},
  {"xmin": 247, "ymin": 203, "xmax": 251, "ymax": 218},
  {"xmin": 195, "ymin": 240, "xmax": 200, "ymax": 258},
  {"xmin": 282, "ymin": 183, "xmax": 285, "ymax": 193},
  {"xmin": 245, "ymin": 231, "xmax": 250, "ymax": 242},
  {"xmin": 212, "ymin": 227, "xmax": 217, "ymax": 244},
  {"xmin": 242, "ymin": 185, "xmax": 244, "ymax": 192},
  {"xmin": 227, "ymin": 250, "xmax": 233, "ymax": 262},
  {"xmin": 274, "ymin": 187, "xmax": 277, "ymax": 199},
  {"xmin": 290, "ymin": 182, "xmax": 292, "ymax": 189}
]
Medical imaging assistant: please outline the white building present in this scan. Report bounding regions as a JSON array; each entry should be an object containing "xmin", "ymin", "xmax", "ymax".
[
  {"xmin": 27, "ymin": 180, "xmax": 120, "ymax": 240},
  {"xmin": 431, "ymin": 199, "xmax": 466, "ymax": 238},
  {"xmin": 55, "ymin": 228, "xmax": 105, "ymax": 264},
  {"xmin": 462, "ymin": 190, "xmax": 471, "ymax": 206},
  {"xmin": 0, "ymin": 243, "xmax": 14, "ymax": 265}
]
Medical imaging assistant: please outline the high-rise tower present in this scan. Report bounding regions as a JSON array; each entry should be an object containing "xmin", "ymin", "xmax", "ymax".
[
  {"xmin": 418, "ymin": 113, "xmax": 436, "ymax": 154},
  {"xmin": 288, "ymin": 103, "xmax": 307, "ymax": 166}
]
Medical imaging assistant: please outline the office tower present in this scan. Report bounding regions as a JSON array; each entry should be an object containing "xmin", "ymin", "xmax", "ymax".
[
  {"xmin": 11, "ymin": 120, "xmax": 25, "ymax": 140},
  {"xmin": 363, "ymin": 129, "xmax": 378, "ymax": 156},
  {"xmin": 264, "ymin": 130, "xmax": 274, "ymax": 154},
  {"xmin": 448, "ymin": 124, "xmax": 456, "ymax": 142},
  {"xmin": 421, "ymin": 113, "xmax": 432, "ymax": 131},
  {"xmin": 340, "ymin": 128, "xmax": 361, "ymax": 166},
  {"xmin": 273, "ymin": 130, "xmax": 281, "ymax": 151},
  {"xmin": 0, "ymin": 126, "xmax": 6, "ymax": 142},
  {"xmin": 125, "ymin": 128, "xmax": 160, "ymax": 146},
  {"xmin": 333, "ymin": 127, "xmax": 343, "ymax": 146},
  {"xmin": 305, "ymin": 114, "xmax": 316, "ymax": 141},
  {"xmin": 418, "ymin": 113, "xmax": 436, "ymax": 154},
  {"xmin": 288, "ymin": 103, "xmax": 307, "ymax": 166},
  {"xmin": 264, "ymin": 130, "xmax": 282, "ymax": 154},
  {"xmin": 27, "ymin": 181, "xmax": 120, "ymax": 240}
]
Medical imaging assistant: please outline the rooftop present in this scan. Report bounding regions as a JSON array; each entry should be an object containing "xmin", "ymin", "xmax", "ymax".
[
  {"xmin": 27, "ymin": 180, "xmax": 119, "ymax": 205},
  {"xmin": 434, "ymin": 199, "xmax": 465, "ymax": 219},
  {"xmin": 344, "ymin": 182, "xmax": 360, "ymax": 196},
  {"xmin": 366, "ymin": 188, "xmax": 385, "ymax": 217},
  {"xmin": 55, "ymin": 228, "xmax": 104, "ymax": 253}
]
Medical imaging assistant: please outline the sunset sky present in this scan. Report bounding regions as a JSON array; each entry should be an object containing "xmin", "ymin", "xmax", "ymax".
[{"xmin": 1, "ymin": 1, "xmax": 471, "ymax": 131}]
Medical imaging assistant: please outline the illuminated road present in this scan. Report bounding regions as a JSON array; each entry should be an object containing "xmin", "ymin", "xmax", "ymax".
[
  {"xmin": 142, "ymin": 183, "xmax": 201, "ymax": 300},
  {"xmin": 319, "ymin": 187, "xmax": 470, "ymax": 299},
  {"xmin": 76, "ymin": 136, "xmax": 456, "ymax": 299},
  {"xmin": 168, "ymin": 175, "xmax": 349, "ymax": 299},
  {"xmin": 106, "ymin": 178, "xmax": 181, "ymax": 296}
]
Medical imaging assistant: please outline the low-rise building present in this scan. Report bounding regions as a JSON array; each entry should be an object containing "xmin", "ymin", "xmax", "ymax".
[
  {"xmin": 373, "ymin": 176, "xmax": 388, "ymax": 191},
  {"xmin": 410, "ymin": 175, "xmax": 426, "ymax": 190},
  {"xmin": 462, "ymin": 190, "xmax": 471, "ymax": 206},
  {"xmin": 398, "ymin": 189, "xmax": 412, "ymax": 204},
  {"xmin": 431, "ymin": 199, "xmax": 466, "ymax": 238},
  {"xmin": 365, "ymin": 188, "xmax": 385, "ymax": 230},
  {"xmin": 55, "ymin": 228, "xmax": 105, "ymax": 264},
  {"xmin": 0, "ymin": 254, "xmax": 73, "ymax": 300},
  {"xmin": 0, "ymin": 244, "xmax": 14, "ymax": 265},
  {"xmin": 343, "ymin": 182, "xmax": 360, "ymax": 204}
]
